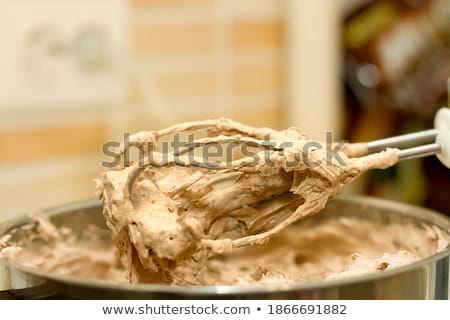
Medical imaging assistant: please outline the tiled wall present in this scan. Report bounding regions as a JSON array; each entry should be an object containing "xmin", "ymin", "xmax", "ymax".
[
  {"xmin": 126, "ymin": 0, "xmax": 283, "ymax": 130},
  {"xmin": 0, "ymin": 0, "xmax": 285, "ymax": 218},
  {"xmin": 0, "ymin": 111, "xmax": 113, "ymax": 218}
]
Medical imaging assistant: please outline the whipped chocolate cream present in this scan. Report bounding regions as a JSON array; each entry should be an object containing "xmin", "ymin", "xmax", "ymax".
[
  {"xmin": 0, "ymin": 210, "xmax": 125, "ymax": 282},
  {"xmin": 96, "ymin": 118, "xmax": 401, "ymax": 285},
  {"xmin": 1, "ymin": 120, "xmax": 448, "ymax": 287},
  {"xmin": 1, "ymin": 211, "xmax": 448, "ymax": 285},
  {"xmin": 200, "ymin": 216, "xmax": 449, "ymax": 285}
]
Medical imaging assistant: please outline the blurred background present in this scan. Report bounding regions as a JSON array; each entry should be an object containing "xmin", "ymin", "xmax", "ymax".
[{"xmin": 0, "ymin": 0, "xmax": 449, "ymax": 219}]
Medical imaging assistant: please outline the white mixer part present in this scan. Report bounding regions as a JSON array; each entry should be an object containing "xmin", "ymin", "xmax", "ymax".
[{"xmin": 435, "ymin": 108, "xmax": 450, "ymax": 168}]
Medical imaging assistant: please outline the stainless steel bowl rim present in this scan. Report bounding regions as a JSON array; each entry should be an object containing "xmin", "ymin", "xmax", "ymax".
[{"xmin": 1, "ymin": 195, "xmax": 449, "ymax": 296}]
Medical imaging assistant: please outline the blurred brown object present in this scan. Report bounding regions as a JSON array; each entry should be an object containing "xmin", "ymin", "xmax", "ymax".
[
  {"xmin": 344, "ymin": 0, "xmax": 450, "ymax": 118},
  {"xmin": 423, "ymin": 156, "xmax": 450, "ymax": 215}
]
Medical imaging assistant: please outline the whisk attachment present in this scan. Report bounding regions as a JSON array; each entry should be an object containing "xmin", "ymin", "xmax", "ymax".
[
  {"xmin": 365, "ymin": 108, "xmax": 449, "ymax": 167},
  {"xmin": 98, "ymin": 110, "xmax": 448, "ymax": 285}
]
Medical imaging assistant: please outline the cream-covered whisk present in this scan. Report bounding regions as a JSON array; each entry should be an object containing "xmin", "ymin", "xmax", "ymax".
[{"xmin": 101, "ymin": 107, "xmax": 450, "ymax": 284}]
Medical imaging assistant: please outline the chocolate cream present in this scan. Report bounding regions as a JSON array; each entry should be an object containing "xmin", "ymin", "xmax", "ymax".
[
  {"xmin": 1, "ymin": 210, "xmax": 448, "ymax": 285},
  {"xmin": 1, "ymin": 119, "xmax": 448, "ymax": 286},
  {"xmin": 0, "ymin": 210, "xmax": 125, "ymax": 282},
  {"xmin": 95, "ymin": 118, "xmax": 408, "ymax": 285}
]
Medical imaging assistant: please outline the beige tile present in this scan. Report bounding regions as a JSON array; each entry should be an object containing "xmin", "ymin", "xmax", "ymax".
[
  {"xmin": 232, "ymin": 20, "xmax": 282, "ymax": 50},
  {"xmin": 132, "ymin": 23, "xmax": 214, "ymax": 55},
  {"xmin": 130, "ymin": 0, "xmax": 214, "ymax": 7},
  {"xmin": 0, "ymin": 122, "xmax": 108, "ymax": 164},
  {"xmin": 231, "ymin": 105, "xmax": 282, "ymax": 129},
  {"xmin": 233, "ymin": 63, "xmax": 282, "ymax": 93},
  {"xmin": 154, "ymin": 70, "xmax": 216, "ymax": 98},
  {"xmin": 0, "ymin": 166, "xmax": 101, "ymax": 218}
]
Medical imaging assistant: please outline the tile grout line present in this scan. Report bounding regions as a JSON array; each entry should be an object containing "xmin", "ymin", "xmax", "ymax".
[{"xmin": 132, "ymin": 1, "xmax": 280, "ymax": 25}]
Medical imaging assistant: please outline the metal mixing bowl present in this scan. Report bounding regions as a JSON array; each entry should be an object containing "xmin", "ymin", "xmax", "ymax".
[{"xmin": 1, "ymin": 195, "xmax": 449, "ymax": 299}]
